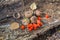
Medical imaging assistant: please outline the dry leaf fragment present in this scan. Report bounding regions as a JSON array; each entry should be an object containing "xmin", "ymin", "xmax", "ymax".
[{"xmin": 30, "ymin": 2, "xmax": 37, "ymax": 10}]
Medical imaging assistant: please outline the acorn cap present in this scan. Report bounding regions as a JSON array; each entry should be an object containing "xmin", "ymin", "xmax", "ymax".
[
  {"xmin": 30, "ymin": 16, "xmax": 37, "ymax": 23},
  {"xmin": 9, "ymin": 22, "xmax": 19, "ymax": 30},
  {"xmin": 24, "ymin": 10, "xmax": 33, "ymax": 18},
  {"xmin": 22, "ymin": 18, "xmax": 30, "ymax": 25}
]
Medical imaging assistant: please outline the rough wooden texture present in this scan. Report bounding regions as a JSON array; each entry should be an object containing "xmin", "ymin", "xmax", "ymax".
[{"xmin": 0, "ymin": 0, "xmax": 60, "ymax": 40}]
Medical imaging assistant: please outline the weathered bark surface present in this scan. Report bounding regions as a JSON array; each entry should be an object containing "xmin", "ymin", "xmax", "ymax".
[{"xmin": 0, "ymin": 0, "xmax": 60, "ymax": 40}]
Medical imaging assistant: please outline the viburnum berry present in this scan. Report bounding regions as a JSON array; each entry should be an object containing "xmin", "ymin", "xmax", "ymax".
[
  {"xmin": 29, "ymin": 28, "xmax": 32, "ymax": 31},
  {"xmin": 37, "ymin": 20, "xmax": 41, "ymax": 24},
  {"xmin": 37, "ymin": 20, "xmax": 43, "ymax": 26},
  {"xmin": 21, "ymin": 25, "xmax": 25, "ymax": 30},
  {"xmin": 37, "ymin": 23, "xmax": 40, "ymax": 27},
  {"xmin": 27, "ymin": 24, "xmax": 33, "ymax": 31},
  {"xmin": 28, "ymin": 26, "xmax": 33, "ymax": 31},
  {"xmin": 33, "ymin": 23, "xmax": 37, "ymax": 30},
  {"xmin": 27, "ymin": 24, "xmax": 33, "ymax": 28},
  {"xmin": 37, "ymin": 16, "xmax": 41, "ymax": 20},
  {"xmin": 45, "ymin": 14, "xmax": 49, "ymax": 19}
]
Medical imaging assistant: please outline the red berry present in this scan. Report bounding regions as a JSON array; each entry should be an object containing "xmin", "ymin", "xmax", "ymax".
[
  {"xmin": 21, "ymin": 25, "xmax": 25, "ymax": 30},
  {"xmin": 33, "ymin": 23, "xmax": 37, "ymax": 30},
  {"xmin": 37, "ymin": 20, "xmax": 41, "ymax": 24},
  {"xmin": 29, "ymin": 28, "xmax": 32, "ymax": 31},
  {"xmin": 37, "ymin": 23, "xmax": 40, "ymax": 27},
  {"xmin": 45, "ymin": 14, "xmax": 49, "ymax": 19},
  {"xmin": 39, "ymin": 22, "xmax": 43, "ymax": 26},
  {"xmin": 28, "ymin": 27, "xmax": 33, "ymax": 31},
  {"xmin": 27, "ymin": 24, "xmax": 33, "ymax": 28},
  {"xmin": 37, "ymin": 17, "xmax": 41, "ymax": 20}
]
